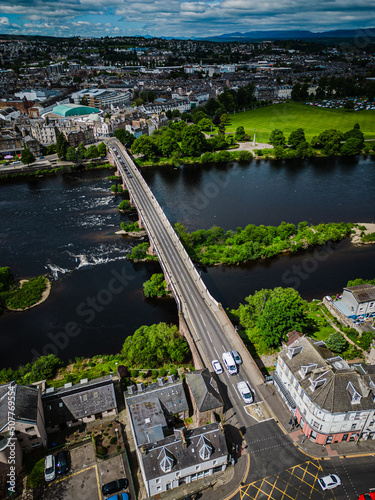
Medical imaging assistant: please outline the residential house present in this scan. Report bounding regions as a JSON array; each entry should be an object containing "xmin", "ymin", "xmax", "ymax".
[
  {"xmin": 339, "ymin": 284, "xmax": 375, "ymax": 318},
  {"xmin": 42, "ymin": 376, "xmax": 117, "ymax": 433},
  {"xmin": 0, "ymin": 382, "xmax": 47, "ymax": 467},
  {"xmin": 125, "ymin": 377, "xmax": 227, "ymax": 497},
  {"xmin": 274, "ymin": 335, "xmax": 375, "ymax": 445},
  {"xmin": 186, "ymin": 369, "xmax": 224, "ymax": 426}
]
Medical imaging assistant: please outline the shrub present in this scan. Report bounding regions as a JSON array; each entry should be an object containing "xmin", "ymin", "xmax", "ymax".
[
  {"xmin": 130, "ymin": 369, "xmax": 138, "ymax": 378},
  {"xmin": 359, "ymin": 331, "xmax": 374, "ymax": 351},
  {"xmin": 158, "ymin": 368, "xmax": 167, "ymax": 377},
  {"xmin": 27, "ymin": 458, "xmax": 45, "ymax": 488},
  {"xmin": 238, "ymin": 150, "xmax": 253, "ymax": 161},
  {"xmin": 110, "ymin": 437, "xmax": 118, "ymax": 445},
  {"xmin": 169, "ymin": 368, "xmax": 178, "ymax": 378}
]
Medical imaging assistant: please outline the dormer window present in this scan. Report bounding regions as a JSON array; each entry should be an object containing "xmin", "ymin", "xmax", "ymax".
[
  {"xmin": 287, "ymin": 345, "xmax": 303, "ymax": 359},
  {"xmin": 158, "ymin": 447, "xmax": 175, "ymax": 473},
  {"xmin": 310, "ymin": 378, "xmax": 326, "ymax": 392},
  {"xmin": 347, "ymin": 381, "xmax": 362, "ymax": 405},
  {"xmin": 198, "ymin": 436, "xmax": 213, "ymax": 461},
  {"xmin": 299, "ymin": 364, "xmax": 317, "ymax": 378}
]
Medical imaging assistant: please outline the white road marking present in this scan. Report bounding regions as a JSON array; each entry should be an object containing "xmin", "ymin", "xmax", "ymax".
[
  {"xmin": 206, "ymin": 330, "xmax": 212, "ymax": 342},
  {"xmin": 213, "ymin": 347, "xmax": 220, "ymax": 358}
]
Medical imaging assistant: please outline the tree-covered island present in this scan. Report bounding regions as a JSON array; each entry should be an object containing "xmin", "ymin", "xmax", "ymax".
[
  {"xmin": 174, "ymin": 221, "xmax": 353, "ymax": 266},
  {"xmin": 0, "ymin": 267, "xmax": 50, "ymax": 312}
]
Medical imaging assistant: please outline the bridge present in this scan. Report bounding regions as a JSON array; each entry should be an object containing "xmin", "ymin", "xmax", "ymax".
[{"xmin": 106, "ymin": 138, "xmax": 264, "ymax": 429}]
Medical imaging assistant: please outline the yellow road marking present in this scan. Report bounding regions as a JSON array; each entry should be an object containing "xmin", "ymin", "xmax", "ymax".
[
  {"xmin": 52, "ymin": 464, "xmax": 97, "ymax": 485},
  {"xmin": 95, "ymin": 463, "xmax": 101, "ymax": 499},
  {"xmin": 223, "ymin": 453, "xmax": 251, "ymax": 500}
]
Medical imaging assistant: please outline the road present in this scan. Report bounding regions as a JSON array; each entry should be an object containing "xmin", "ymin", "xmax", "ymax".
[{"xmin": 106, "ymin": 138, "xmax": 262, "ymax": 433}]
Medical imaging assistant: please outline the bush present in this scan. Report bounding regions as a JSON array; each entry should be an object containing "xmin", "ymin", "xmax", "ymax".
[
  {"xmin": 359, "ymin": 331, "xmax": 374, "ymax": 351},
  {"xmin": 238, "ymin": 150, "xmax": 253, "ymax": 162},
  {"xmin": 130, "ymin": 369, "xmax": 138, "ymax": 378},
  {"xmin": 27, "ymin": 458, "xmax": 45, "ymax": 488},
  {"xmin": 6, "ymin": 276, "xmax": 48, "ymax": 310},
  {"xmin": 169, "ymin": 368, "xmax": 178, "ymax": 378},
  {"xmin": 159, "ymin": 368, "xmax": 167, "ymax": 377},
  {"xmin": 110, "ymin": 436, "xmax": 118, "ymax": 445}
]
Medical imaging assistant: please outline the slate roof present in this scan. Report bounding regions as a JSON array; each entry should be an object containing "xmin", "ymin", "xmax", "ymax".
[
  {"xmin": 280, "ymin": 336, "xmax": 375, "ymax": 414},
  {"xmin": 125, "ymin": 380, "xmax": 189, "ymax": 447},
  {"xmin": 141, "ymin": 423, "xmax": 228, "ymax": 481},
  {"xmin": 186, "ymin": 369, "xmax": 223, "ymax": 412},
  {"xmin": 0, "ymin": 382, "xmax": 39, "ymax": 431},
  {"xmin": 344, "ymin": 284, "xmax": 375, "ymax": 303},
  {"xmin": 42, "ymin": 376, "xmax": 116, "ymax": 426}
]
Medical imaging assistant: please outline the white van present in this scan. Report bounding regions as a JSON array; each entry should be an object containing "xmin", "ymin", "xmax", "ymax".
[
  {"xmin": 44, "ymin": 454, "xmax": 55, "ymax": 482},
  {"xmin": 222, "ymin": 352, "xmax": 237, "ymax": 375}
]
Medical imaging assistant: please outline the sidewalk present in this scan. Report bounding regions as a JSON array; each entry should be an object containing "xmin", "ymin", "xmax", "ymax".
[{"xmin": 257, "ymin": 382, "xmax": 375, "ymax": 459}]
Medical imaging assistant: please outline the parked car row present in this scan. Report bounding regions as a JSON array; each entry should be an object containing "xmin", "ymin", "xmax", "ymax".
[
  {"xmin": 44, "ymin": 450, "xmax": 69, "ymax": 482},
  {"xmin": 113, "ymin": 147, "xmax": 132, "ymax": 178}
]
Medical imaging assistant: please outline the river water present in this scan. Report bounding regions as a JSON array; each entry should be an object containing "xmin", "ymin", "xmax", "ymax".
[{"xmin": 0, "ymin": 156, "xmax": 374, "ymax": 368}]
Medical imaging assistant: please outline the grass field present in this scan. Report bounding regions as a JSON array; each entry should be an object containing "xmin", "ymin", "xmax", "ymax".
[{"xmin": 226, "ymin": 102, "xmax": 375, "ymax": 143}]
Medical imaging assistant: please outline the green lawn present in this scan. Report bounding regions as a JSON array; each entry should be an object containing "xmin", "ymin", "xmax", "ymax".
[{"xmin": 226, "ymin": 102, "xmax": 375, "ymax": 143}]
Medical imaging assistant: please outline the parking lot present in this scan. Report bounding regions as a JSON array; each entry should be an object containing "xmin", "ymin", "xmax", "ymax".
[{"xmin": 44, "ymin": 442, "xmax": 130, "ymax": 500}]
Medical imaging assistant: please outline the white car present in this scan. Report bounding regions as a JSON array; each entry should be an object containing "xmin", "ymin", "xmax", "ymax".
[
  {"xmin": 318, "ymin": 474, "xmax": 341, "ymax": 491},
  {"xmin": 237, "ymin": 381, "xmax": 253, "ymax": 404},
  {"xmin": 211, "ymin": 360, "xmax": 223, "ymax": 375}
]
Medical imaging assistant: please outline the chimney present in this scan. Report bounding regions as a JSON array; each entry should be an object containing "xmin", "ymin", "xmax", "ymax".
[
  {"xmin": 157, "ymin": 377, "xmax": 165, "ymax": 387},
  {"xmin": 167, "ymin": 374, "xmax": 175, "ymax": 384},
  {"xmin": 137, "ymin": 382, "xmax": 144, "ymax": 392},
  {"xmin": 127, "ymin": 385, "xmax": 135, "ymax": 395},
  {"xmin": 180, "ymin": 428, "xmax": 187, "ymax": 449}
]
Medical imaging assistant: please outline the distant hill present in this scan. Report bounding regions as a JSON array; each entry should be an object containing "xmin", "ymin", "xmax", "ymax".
[{"xmin": 196, "ymin": 29, "xmax": 375, "ymax": 42}]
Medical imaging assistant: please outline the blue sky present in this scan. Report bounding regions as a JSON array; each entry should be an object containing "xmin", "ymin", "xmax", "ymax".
[{"xmin": 0, "ymin": 0, "xmax": 374, "ymax": 38}]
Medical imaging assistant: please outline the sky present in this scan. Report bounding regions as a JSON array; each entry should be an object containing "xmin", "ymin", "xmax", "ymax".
[{"xmin": 0, "ymin": 0, "xmax": 375, "ymax": 39}]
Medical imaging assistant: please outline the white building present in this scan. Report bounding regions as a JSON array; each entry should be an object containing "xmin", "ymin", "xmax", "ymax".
[{"xmin": 275, "ymin": 335, "xmax": 375, "ymax": 445}]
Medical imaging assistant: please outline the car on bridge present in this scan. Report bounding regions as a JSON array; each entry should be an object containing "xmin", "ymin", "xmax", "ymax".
[
  {"xmin": 232, "ymin": 349, "xmax": 242, "ymax": 365},
  {"xmin": 237, "ymin": 381, "xmax": 253, "ymax": 404},
  {"xmin": 222, "ymin": 352, "xmax": 237, "ymax": 375},
  {"xmin": 358, "ymin": 493, "xmax": 375, "ymax": 500}
]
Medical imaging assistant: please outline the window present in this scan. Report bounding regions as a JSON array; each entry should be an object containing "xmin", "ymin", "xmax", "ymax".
[
  {"xmin": 195, "ymin": 466, "xmax": 200, "ymax": 471},
  {"xmin": 93, "ymin": 392, "xmax": 98, "ymax": 399},
  {"xmin": 82, "ymin": 394, "xmax": 88, "ymax": 402},
  {"xmin": 155, "ymin": 479, "xmax": 160, "ymax": 484},
  {"xmin": 156, "ymin": 486, "xmax": 161, "ymax": 492},
  {"xmin": 351, "ymin": 424, "xmax": 357, "ymax": 430},
  {"xmin": 59, "ymin": 402, "xmax": 63, "ymax": 408}
]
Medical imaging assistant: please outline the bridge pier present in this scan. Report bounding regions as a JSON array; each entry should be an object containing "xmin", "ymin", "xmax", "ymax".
[{"xmin": 147, "ymin": 240, "xmax": 156, "ymax": 256}]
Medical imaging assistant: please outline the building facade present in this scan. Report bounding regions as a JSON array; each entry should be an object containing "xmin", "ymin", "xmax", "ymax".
[{"xmin": 275, "ymin": 336, "xmax": 375, "ymax": 445}]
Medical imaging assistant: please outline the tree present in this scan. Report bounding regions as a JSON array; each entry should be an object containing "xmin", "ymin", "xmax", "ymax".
[
  {"xmin": 66, "ymin": 146, "xmax": 79, "ymax": 164},
  {"xmin": 143, "ymin": 273, "xmax": 168, "ymax": 298},
  {"xmin": 325, "ymin": 332, "xmax": 348, "ymax": 353},
  {"xmin": 80, "ymin": 96, "xmax": 88, "ymax": 106},
  {"xmin": 340, "ymin": 137, "xmax": 363, "ymax": 156},
  {"xmin": 235, "ymin": 126, "xmax": 245, "ymax": 141},
  {"xmin": 121, "ymin": 323, "xmax": 190, "ymax": 367},
  {"xmin": 20, "ymin": 147, "xmax": 35, "ymax": 165},
  {"xmin": 269, "ymin": 129, "xmax": 286, "ymax": 146},
  {"xmin": 85, "ymin": 145, "xmax": 99, "ymax": 159},
  {"xmin": 114, "ymin": 128, "xmax": 135, "ymax": 146},
  {"xmin": 97, "ymin": 142, "xmax": 107, "ymax": 156},
  {"xmin": 197, "ymin": 118, "xmax": 212, "ymax": 132},
  {"xmin": 193, "ymin": 110, "xmax": 208, "ymax": 124},
  {"xmin": 233, "ymin": 287, "xmax": 308, "ymax": 349},
  {"xmin": 0, "ymin": 267, "xmax": 13, "ymax": 292},
  {"xmin": 77, "ymin": 143, "xmax": 86, "ymax": 160},
  {"xmin": 220, "ymin": 113, "xmax": 228, "ymax": 124},
  {"xmin": 131, "ymin": 135, "xmax": 158, "ymax": 160},
  {"xmin": 318, "ymin": 129, "xmax": 344, "ymax": 155},
  {"xmin": 160, "ymin": 130, "xmax": 180, "ymax": 157},
  {"xmin": 344, "ymin": 100, "xmax": 355, "ymax": 111},
  {"xmin": 288, "ymin": 128, "xmax": 306, "ymax": 148},
  {"xmin": 56, "ymin": 130, "xmax": 68, "ymax": 160},
  {"xmin": 181, "ymin": 125, "xmax": 206, "ymax": 157},
  {"xmin": 147, "ymin": 90, "xmax": 155, "ymax": 102},
  {"xmin": 238, "ymin": 150, "xmax": 253, "ymax": 161}
]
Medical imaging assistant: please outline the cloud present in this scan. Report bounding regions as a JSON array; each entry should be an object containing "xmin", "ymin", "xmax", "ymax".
[{"xmin": 0, "ymin": 0, "xmax": 374, "ymax": 37}]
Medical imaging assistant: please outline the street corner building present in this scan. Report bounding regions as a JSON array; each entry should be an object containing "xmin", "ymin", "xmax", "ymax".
[{"xmin": 274, "ymin": 335, "xmax": 375, "ymax": 445}]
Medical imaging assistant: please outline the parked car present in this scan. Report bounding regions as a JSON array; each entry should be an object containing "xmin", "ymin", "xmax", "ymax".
[
  {"xmin": 237, "ymin": 381, "xmax": 253, "ymax": 404},
  {"xmin": 231, "ymin": 350, "xmax": 242, "ymax": 365},
  {"xmin": 318, "ymin": 474, "xmax": 341, "ymax": 490},
  {"xmin": 107, "ymin": 494, "xmax": 130, "ymax": 500},
  {"xmin": 102, "ymin": 479, "xmax": 129, "ymax": 496},
  {"xmin": 44, "ymin": 454, "xmax": 56, "ymax": 482},
  {"xmin": 211, "ymin": 359, "xmax": 223, "ymax": 374},
  {"xmin": 56, "ymin": 450, "xmax": 69, "ymax": 475}
]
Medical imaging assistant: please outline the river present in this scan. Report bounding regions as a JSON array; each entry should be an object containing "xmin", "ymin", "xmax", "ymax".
[{"xmin": 0, "ymin": 156, "xmax": 374, "ymax": 368}]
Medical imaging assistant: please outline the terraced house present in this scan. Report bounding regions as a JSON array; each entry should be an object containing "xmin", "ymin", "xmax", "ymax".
[{"xmin": 274, "ymin": 335, "xmax": 375, "ymax": 445}]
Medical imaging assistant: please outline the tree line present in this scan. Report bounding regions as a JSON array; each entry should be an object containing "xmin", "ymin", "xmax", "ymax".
[{"xmin": 269, "ymin": 123, "xmax": 369, "ymax": 158}]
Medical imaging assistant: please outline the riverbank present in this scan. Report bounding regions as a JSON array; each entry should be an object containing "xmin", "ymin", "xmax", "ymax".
[{"xmin": 351, "ymin": 222, "xmax": 375, "ymax": 245}]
